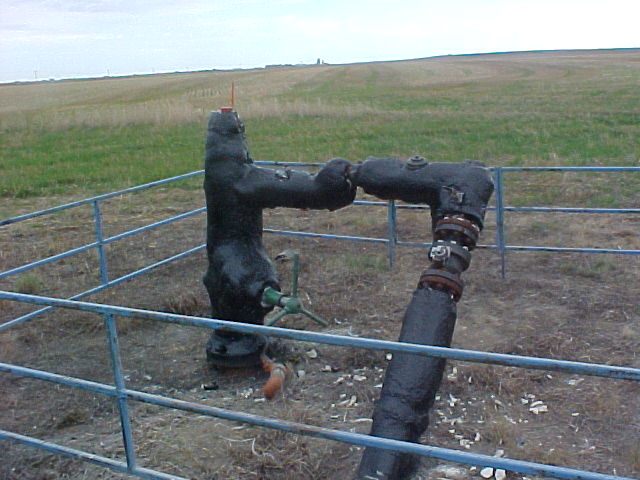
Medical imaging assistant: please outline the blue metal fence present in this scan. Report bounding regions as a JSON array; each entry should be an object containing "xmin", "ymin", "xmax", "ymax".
[{"xmin": 1, "ymin": 163, "xmax": 639, "ymax": 480}]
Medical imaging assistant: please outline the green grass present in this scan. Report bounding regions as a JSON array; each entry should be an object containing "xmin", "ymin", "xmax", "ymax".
[
  {"xmin": 0, "ymin": 124, "xmax": 204, "ymax": 197},
  {"xmin": 343, "ymin": 253, "xmax": 388, "ymax": 273},
  {"xmin": 14, "ymin": 273, "xmax": 44, "ymax": 294},
  {"xmin": 558, "ymin": 257, "xmax": 618, "ymax": 279},
  {"xmin": 1, "ymin": 50, "xmax": 639, "ymax": 207}
]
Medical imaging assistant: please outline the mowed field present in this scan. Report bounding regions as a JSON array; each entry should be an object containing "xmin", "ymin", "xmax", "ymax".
[{"xmin": 1, "ymin": 50, "xmax": 639, "ymax": 480}]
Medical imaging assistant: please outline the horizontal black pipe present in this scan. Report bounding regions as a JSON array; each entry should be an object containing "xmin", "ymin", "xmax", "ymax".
[
  {"xmin": 235, "ymin": 158, "xmax": 356, "ymax": 211},
  {"xmin": 350, "ymin": 156, "xmax": 494, "ymax": 227}
]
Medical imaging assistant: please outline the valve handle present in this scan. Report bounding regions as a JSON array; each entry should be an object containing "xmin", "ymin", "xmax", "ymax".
[
  {"xmin": 262, "ymin": 250, "xmax": 327, "ymax": 327},
  {"xmin": 274, "ymin": 249, "xmax": 299, "ymax": 296},
  {"xmin": 264, "ymin": 307, "xmax": 288, "ymax": 326},
  {"xmin": 300, "ymin": 307, "xmax": 327, "ymax": 326}
]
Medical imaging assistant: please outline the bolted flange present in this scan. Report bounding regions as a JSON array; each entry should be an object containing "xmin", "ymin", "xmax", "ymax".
[
  {"xmin": 418, "ymin": 268, "xmax": 464, "ymax": 302},
  {"xmin": 206, "ymin": 330, "xmax": 267, "ymax": 368},
  {"xmin": 433, "ymin": 216, "xmax": 480, "ymax": 249}
]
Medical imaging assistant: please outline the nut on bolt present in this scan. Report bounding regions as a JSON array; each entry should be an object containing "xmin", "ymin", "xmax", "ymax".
[
  {"xmin": 405, "ymin": 155, "xmax": 428, "ymax": 170},
  {"xmin": 429, "ymin": 244, "xmax": 451, "ymax": 263},
  {"xmin": 428, "ymin": 240, "xmax": 472, "ymax": 271}
]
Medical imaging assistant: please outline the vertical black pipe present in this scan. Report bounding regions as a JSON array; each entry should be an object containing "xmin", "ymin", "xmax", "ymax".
[{"xmin": 203, "ymin": 108, "xmax": 355, "ymax": 366}]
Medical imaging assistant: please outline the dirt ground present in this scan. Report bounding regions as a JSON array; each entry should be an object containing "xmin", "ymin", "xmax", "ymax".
[{"xmin": 1, "ymin": 186, "xmax": 639, "ymax": 480}]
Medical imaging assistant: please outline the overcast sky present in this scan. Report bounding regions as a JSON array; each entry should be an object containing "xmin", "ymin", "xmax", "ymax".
[{"xmin": 1, "ymin": 0, "xmax": 638, "ymax": 83}]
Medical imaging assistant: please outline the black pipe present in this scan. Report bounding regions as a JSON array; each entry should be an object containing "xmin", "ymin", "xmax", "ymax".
[
  {"xmin": 353, "ymin": 155, "xmax": 493, "ymax": 479},
  {"xmin": 356, "ymin": 288, "xmax": 456, "ymax": 480},
  {"xmin": 234, "ymin": 158, "xmax": 355, "ymax": 211},
  {"xmin": 350, "ymin": 156, "xmax": 494, "ymax": 228},
  {"xmin": 203, "ymin": 109, "xmax": 355, "ymax": 367}
]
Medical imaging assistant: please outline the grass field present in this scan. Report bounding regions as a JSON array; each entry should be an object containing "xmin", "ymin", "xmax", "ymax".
[{"xmin": 1, "ymin": 49, "xmax": 639, "ymax": 206}]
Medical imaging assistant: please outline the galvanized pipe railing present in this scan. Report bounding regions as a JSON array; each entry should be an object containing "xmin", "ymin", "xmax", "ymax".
[
  {"xmin": 0, "ymin": 167, "xmax": 208, "ymax": 331},
  {"xmin": 1, "ymin": 164, "xmax": 639, "ymax": 479},
  {"xmin": 0, "ymin": 245, "xmax": 206, "ymax": 332},
  {"xmin": 1, "ymin": 164, "xmax": 638, "ymax": 329},
  {"xmin": 2, "ymin": 291, "xmax": 639, "ymax": 382},
  {"xmin": 1, "ymin": 164, "xmax": 638, "ymax": 330},
  {"xmin": 0, "ymin": 170, "xmax": 205, "ymax": 227},
  {"xmin": 2, "ymin": 164, "xmax": 638, "ymax": 279},
  {"xmin": 0, "ymin": 430, "xmax": 185, "ymax": 480},
  {"xmin": 1, "ymin": 292, "xmax": 639, "ymax": 480},
  {"xmin": 1, "ymin": 362, "xmax": 636, "ymax": 480}
]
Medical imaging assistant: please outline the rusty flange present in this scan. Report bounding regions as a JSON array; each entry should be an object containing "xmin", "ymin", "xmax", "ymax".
[
  {"xmin": 433, "ymin": 216, "xmax": 480, "ymax": 249},
  {"xmin": 418, "ymin": 268, "xmax": 464, "ymax": 302}
]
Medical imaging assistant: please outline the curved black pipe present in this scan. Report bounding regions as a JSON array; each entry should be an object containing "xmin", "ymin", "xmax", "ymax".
[
  {"xmin": 350, "ymin": 156, "xmax": 494, "ymax": 228},
  {"xmin": 203, "ymin": 109, "xmax": 355, "ymax": 366}
]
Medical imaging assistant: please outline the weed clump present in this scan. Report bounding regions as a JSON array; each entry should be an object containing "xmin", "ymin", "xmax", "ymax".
[
  {"xmin": 14, "ymin": 273, "xmax": 44, "ymax": 294},
  {"xmin": 162, "ymin": 293, "xmax": 207, "ymax": 316}
]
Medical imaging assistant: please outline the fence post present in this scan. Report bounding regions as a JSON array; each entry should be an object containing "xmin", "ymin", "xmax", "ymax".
[
  {"xmin": 92, "ymin": 199, "xmax": 138, "ymax": 471},
  {"xmin": 104, "ymin": 314, "xmax": 138, "ymax": 472},
  {"xmin": 387, "ymin": 200, "xmax": 397, "ymax": 268},
  {"xmin": 494, "ymin": 168, "xmax": 507, "ymax": 278}
]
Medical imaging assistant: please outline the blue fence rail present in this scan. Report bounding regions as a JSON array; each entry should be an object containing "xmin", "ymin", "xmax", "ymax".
[
  {"xmin": 1, "ymin": 292, "xmax": 639, "ymax": 480},
  {"xmin": 1, "ymin": 163, "xmax": 639, "ymax": 480}
]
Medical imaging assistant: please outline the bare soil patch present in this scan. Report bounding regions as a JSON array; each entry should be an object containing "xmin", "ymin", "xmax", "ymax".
[{"xmin": 1, "ymin": 189, "xmax": 639, "ymax": 480}]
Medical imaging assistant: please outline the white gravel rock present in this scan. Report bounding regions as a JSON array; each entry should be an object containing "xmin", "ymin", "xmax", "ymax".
[
  {"xmin": 480, "ymin": 467, "xmax": 494, "ymax": 479},
  {"xmin": 494, "ymin": 469, "xmax": 507, "ymax": 480},
  {"xmin": 430, "ymin": 464, "xmax": 468, "ymax": 480}
]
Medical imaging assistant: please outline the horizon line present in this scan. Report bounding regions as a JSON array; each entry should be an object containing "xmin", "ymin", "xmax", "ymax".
[{"xmin": 2, "ymin": 46, "xmax": 638, "ymax": 86}]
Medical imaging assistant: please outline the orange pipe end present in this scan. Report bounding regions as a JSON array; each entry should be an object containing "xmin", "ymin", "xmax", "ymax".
[{"xmin": 261, "ymin": 354, "xmax": 290, "ymax": 400}]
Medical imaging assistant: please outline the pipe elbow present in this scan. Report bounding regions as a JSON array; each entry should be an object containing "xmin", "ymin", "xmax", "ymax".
[
  {"xmin": 350, "ymin": 157, "xmax": 493, "ymax": 226},
  {"xmin": 314, "ymin": 158, "xmax": 357, "ymax": 210}
]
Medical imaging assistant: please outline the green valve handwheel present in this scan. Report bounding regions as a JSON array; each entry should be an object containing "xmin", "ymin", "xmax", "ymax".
[{"xmin": 261, "ymin": 250, "xmax": 328, "ymax": 327}]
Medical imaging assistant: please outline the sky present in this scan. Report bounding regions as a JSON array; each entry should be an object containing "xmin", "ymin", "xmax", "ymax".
[{"xmin": 1, "ymin": 0, "xmax": 639, "ymax": 83}]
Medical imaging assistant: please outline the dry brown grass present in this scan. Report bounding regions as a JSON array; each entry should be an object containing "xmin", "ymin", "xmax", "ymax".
[
  {"xmin": 162, "ymin": 293, "xmax": 208, "ymax": 316},
  {"xmin": 4, "ymin": 49, "xmax": 638, "ymax": 132}
]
